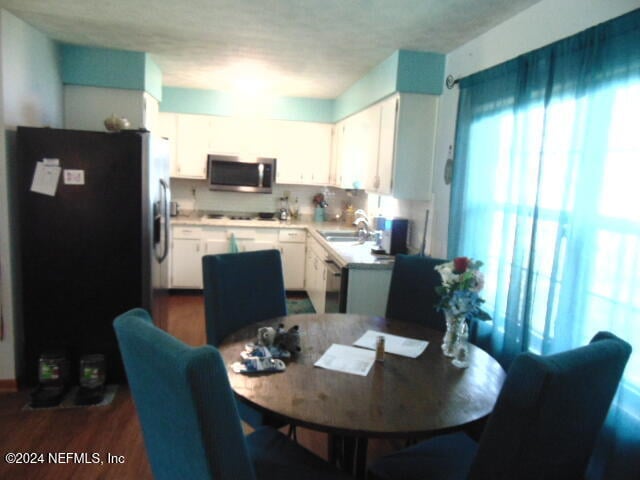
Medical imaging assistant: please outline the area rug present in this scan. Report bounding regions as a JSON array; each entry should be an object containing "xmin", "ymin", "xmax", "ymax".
[
  {"xmin": 23, "ymin": 384, "xmax": 118, "ymax": 411},
  {"xmin": 286, "ymin": 296, "xmax": 316, "ymax": 314}
]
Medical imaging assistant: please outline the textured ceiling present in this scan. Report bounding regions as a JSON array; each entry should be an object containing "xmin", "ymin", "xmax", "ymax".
[{"xmin": 0, "ymin": 0, "xmax": 542, "ymax": 98}]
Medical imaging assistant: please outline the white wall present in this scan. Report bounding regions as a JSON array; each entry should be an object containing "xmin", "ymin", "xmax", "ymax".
[
  {"xmin": 0, "ymin": 9, "xmax": 63, "ymax": 383},
  {"xmin": 64, "ymin": 85, "xmax": 148, "ymax": 131},
  {"xmin": 429, "ymin": 0, "xmax": 640, "ymax": 258},
  {"xmin": 171, "ymin": 178, "xmax": 367, "ymax": 221}
]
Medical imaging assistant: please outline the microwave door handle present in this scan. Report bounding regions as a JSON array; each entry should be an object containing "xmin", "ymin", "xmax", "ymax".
[{"xmin": 258, "ymin": 163, "xmax": 264, "ymax": 188}]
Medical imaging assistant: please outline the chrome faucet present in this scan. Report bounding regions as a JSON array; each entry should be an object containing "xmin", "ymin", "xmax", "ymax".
[{"xmin": 353, "ymin": 210, "xmax": 371, "ymax": 242}]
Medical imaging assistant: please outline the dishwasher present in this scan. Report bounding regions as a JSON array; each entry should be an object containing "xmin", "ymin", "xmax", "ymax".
[{"xmin": 324, "ymin": 258, "xmax": 348, "ymax": 313}]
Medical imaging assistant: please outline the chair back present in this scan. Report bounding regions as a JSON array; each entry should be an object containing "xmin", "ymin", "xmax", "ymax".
[
  {"xmin": 469, "ymin": 331, "xmax": 632, "ymax": 480},
  {"xmin": 114, "ymin": 308, "xmax": 255, "ymax": 480},
  {"xmin": 385, "ymin": 254, "xmax": 447, "ymax": 330},
  {"xmin": 202, "ymin": 250, "xmax": 287, "ymax": 347}
]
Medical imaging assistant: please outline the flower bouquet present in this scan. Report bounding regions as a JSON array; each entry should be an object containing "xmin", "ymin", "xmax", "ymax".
[{"xmin": 435, "ymin": 257, "xmax": 490, "ymax": 367}]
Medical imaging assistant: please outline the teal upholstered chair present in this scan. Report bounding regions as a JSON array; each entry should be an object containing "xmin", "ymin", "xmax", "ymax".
[
  {"xmin": 202, "ymin": 249, "xmax": 287, "ymax": 428},
  {"xmin": 386, "ymin": 255, "xmax": 447, "ymax": 330},
  {"xmin": 114, "ymin": 308, "xmax": 349, "ymax": 480},
  {"xmin": 368, "ymin": 331, "xmax": 632, "ymax": 480},
  {"xmin": 202, "ymin": 250, "xmax": 287, "ymax": 347},
  {"xmin": 385, "ymin": 254, "xmax": 492, "ymax": 348}
]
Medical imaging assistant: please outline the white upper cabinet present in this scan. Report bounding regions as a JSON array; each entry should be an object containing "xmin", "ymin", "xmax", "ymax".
[
  {"xmin": 273, "ymin": 120, "xmax": 332, "ymax": 186},
  {"xmin": 163, "ymin": 111, "xmax": 332, "ymax": 184},
  {"xmin": 342, "ymin": 93, "xmax": 438, "ymax": 200},
  {"xmin": 208, "ymin": 115, "xmax": 242, "ymax": 155},
  {"xmin": 175, "ymin": 114, "xmax": 210, "ymax": 179},
  {"xmin": 369, "ymin": 95, "xmax": 397, "ymax": 195},
  {"xmin": 331, "ymin": 109, "xmax": 378, "ymax": 190},
  {"xmin": 157, "ymin": 112, "xmax": 179, "ymax": 177},
  {"xmin": 377, "ymin": 93, "xmax": 438, "ymax": 200}
]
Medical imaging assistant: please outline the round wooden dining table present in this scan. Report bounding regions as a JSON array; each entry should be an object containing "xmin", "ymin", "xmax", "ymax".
[{"xmin": 219, "ymin": 313, "xmax": 505, "ymax": 477}]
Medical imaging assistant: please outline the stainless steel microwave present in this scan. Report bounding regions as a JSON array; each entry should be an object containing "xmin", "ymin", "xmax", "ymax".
[{"xmin": 207, "ymin": 155, "xmax": 276, "ymax": 193}]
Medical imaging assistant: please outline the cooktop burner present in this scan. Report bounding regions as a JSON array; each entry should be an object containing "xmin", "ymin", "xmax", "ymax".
[{"xmin": 228, "ymin": 215, "xmax": 253, "ymax": 220}]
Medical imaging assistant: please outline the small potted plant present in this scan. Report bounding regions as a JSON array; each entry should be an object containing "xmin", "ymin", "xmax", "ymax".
[{"xmin": 313, "ymin": 193, "xmax": 327, "ymax": 222}]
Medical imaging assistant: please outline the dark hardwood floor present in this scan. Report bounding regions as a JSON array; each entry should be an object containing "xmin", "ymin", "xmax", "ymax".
[{"xmin": 0, "ymin": 293, "xmax": 399, "ymax": 479}]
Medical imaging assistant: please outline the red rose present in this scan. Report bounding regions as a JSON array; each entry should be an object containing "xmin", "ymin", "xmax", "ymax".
[{"xmin": 453, "ymin": 257, "xmax": 469, "ymax": 274}]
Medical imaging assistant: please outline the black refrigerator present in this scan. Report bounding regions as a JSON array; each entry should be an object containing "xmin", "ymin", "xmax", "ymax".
[{"xmin": 15, "ymin": 127, "xmax": 170, "ymax": 385}]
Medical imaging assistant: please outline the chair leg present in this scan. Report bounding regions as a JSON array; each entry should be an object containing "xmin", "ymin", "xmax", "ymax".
[
  {"xmin": 287, "ymin": 424, "xmax": 297, "ymax": 441},
  {"xmin": 354, "ymin": 437, "xmax": 368, "ymax": 480},
  {"xmin": 405, "ymin": 437, "xmax": 417, "ymax": 447}
]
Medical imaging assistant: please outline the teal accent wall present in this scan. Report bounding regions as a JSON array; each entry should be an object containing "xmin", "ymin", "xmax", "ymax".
[
  {"xmin": 332, "ymin": 49, "xmax": 444, "ymax": 121},
  {"xmin": 333, "ymin": 52, "xmax": 399, "ymax": 121},
  {"xmin": 61, "ymin": 44, "xmax": 145, "ymax": 90},
  {"xmin": 144, "ymin": 55, "xmax": 163, "ymax": 101},
  {"xmin": 161, "ymin": 86, "xmax": 334, "ymax": 123},
  {"xmin": 396, "ymin": 50, "xmax": 444, "ymax": 95},
  {"xmin": 160, "ymin": 49, "xmax": 444, "ymax": 123},
  {"xmin": 61, "ymin": 44, "xmax": 162, "ymax": 100}
]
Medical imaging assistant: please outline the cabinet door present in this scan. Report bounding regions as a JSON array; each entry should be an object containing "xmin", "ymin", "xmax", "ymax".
[
  {"xmin": 240, "ymin": 239, "xmax": 277, "ymax": 252},
  {"xmin": 171, "ymin": 238, "xmax": 203, "ymax": 288},
  {"xmin": 204, "ymin": 238, "xmax": 229, "ymax": 256},
  {"xmin": 392, "ymin": 94, "xmax": 438, "ymax": 200},
  {"xmin": 273, "ymin": 120, "xmax": 332, "ymax": 185},
  {"xmin": 305, "ymin": 240, "xmax": 314, "ymax": 291},
  {"xmin": 340, "ymin": 110, "xmax": 376, "ymax": 190},
  {"xmin": 175, "ymin": 114, "xmax": 209, "ymax": 178},
  {"xmin": 360, "ymin": 104, "xmax": 382, "ymax": 192},
  {"xmin": 280, "ymin": 243, "xmax": 306, "ymax": 290},
  {"xmin": 158, "ymin": 113, "xmax": 178, "ymax": 177},
  {"xmin": 208, "ymin": 115, "xmax": 242, "ymax": 155},
  {"xmin": 375, "ymin": 96, "xmax": 398, "ymax": 195},
  {"xmin": 329, "ymin": 123, "xmax": 342, "ymax": 187},
  {"xmin": 300, "ymin": 122, "xmax": 332, "ymax": 185},
  {"xmin": 313, "ymin": 252, "xmax": 327, "ymax": 313}
]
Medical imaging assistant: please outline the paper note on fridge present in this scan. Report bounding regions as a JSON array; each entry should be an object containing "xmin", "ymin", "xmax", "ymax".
[
  {"xmin": 31, "ymin": 161, "xmax": 61, "ymax": 196},
  {"xmin": 63, "ymin": 169, "xmax": 85, "ymax": 185}
]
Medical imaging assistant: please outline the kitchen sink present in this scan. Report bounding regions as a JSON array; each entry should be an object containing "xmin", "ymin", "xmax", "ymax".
[
  {"xmin": 324, "ymin": 236, "xmax": 361, "ymax": 242},
  {"xmin": 318, "ymin": 230, "xmax": 361, "ymax": 243}
]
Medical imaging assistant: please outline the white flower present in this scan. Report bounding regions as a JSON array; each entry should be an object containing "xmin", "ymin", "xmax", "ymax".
[{"xmin": 469, "ymin": 271, "xmax": 485, "ymax": 292}]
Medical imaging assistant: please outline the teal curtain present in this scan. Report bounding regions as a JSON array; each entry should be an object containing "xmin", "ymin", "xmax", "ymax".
[{"xmin": 449, "ymin": 9, "xmax": 640, "ymax": 479}]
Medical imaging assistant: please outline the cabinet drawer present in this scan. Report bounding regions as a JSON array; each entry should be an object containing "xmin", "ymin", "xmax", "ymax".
[
  {"xmin": 227, "ymin": 229, "xmax": 256, "ymax": 240},
  {"xmin": 278, "ymin": 229, "xmax": 305, "ymax": 243},
  {"xmin": 173, "ymin": 227, "xmax": 202, "ymax": 239}
]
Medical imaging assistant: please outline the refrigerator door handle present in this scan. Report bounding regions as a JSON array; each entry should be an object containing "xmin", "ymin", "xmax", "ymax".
[{"xmin": 156, "ymin": 179, "xmax": 170, "ymax": 263}]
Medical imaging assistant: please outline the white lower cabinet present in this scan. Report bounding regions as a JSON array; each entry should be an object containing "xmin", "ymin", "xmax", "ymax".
[
  {"xmin": 304, "ymin": 234, "xmax": 327, "ymax": 313},
  {"xmin": 171, "ymin": 224, "xmax": 306, "ymax": 291},
  {"xmin": 171, "ymin": 227, "xmax": 204, "ymax": 288},
  {"xmin": 278, "ymin": 229, "xmax": 306, "ymax": 290},
  {"xmin": 346, "ymin": 268, "xmax": 392, "ymax": 316}
]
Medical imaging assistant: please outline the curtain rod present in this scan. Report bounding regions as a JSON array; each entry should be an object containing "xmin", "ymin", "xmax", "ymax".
[{"xmin": 445, "ymin": 74, "xmax": 460, "ymax": 89}]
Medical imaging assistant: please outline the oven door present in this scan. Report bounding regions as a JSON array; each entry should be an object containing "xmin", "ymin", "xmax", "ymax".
[{"xmin": 325, "ymin": 259, "xmax": 347, "ymax": 314}]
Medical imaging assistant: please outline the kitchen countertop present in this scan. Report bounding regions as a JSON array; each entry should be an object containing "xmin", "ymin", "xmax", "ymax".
[{"xmin": 170, "ymin": 213, "xmax": 395, "ymax": 270}]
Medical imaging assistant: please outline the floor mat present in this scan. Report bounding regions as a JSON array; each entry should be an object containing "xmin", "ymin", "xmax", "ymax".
[
  {"xmin": 286, "ymin": 296, "xmax": 316, "ymax": 314},
  {"xmin": 23, "ymin": 385, "xmax": 118, "ymax": 411}
]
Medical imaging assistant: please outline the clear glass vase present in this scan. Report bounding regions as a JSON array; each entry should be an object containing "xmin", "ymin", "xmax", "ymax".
[
  {"xmin": 451, "ymin": 321, "xmax": 470, "ymax": 368},
  {"xmin": 442, "ymin": 311, "xmax": 463, "ymax": 357}
]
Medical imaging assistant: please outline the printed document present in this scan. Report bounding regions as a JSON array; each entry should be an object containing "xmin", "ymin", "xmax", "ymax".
[
  {"xmin": 353, "ymin": 330, "xmax": 428, "ymax": 358},
  {"xmin": 314, "ymin": 344, "xmax": 376, "ymax": 376}
]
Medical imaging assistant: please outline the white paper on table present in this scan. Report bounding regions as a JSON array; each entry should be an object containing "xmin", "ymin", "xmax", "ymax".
[
  {"xmin": 353, "ymin": 330, "xmax": 429, "ymax": 358},
  {"xmin": 314, "ymin": 344, "xmax": 376, "ymax": 376},
  {"xmin": 30, "ymin": 162, "xmax": 61, "ymax": 196}
]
